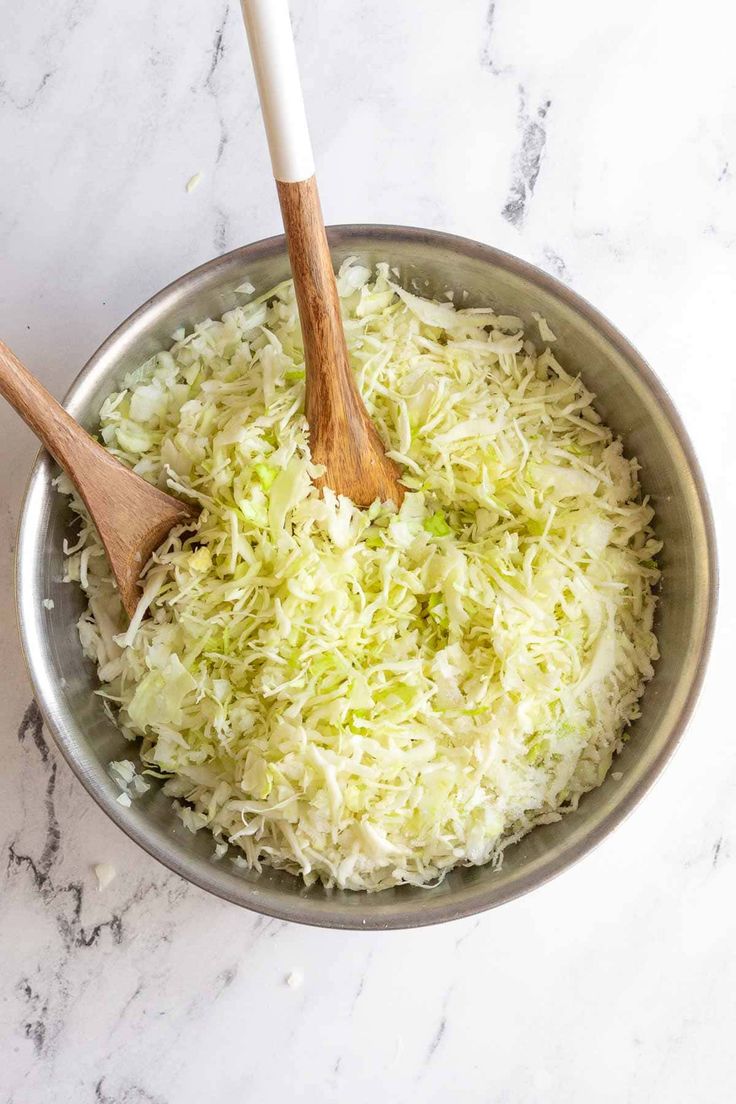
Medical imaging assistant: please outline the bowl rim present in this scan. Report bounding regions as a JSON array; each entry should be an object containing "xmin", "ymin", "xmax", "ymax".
[{"xmin": 15, "ymin": 224, "xmax": 719, "ymax": 929}]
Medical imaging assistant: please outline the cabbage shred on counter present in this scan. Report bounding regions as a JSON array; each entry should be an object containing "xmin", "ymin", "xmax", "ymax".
[{"xmin": 63, "ymin": 260, "xmax": 660, "ymax": 891}]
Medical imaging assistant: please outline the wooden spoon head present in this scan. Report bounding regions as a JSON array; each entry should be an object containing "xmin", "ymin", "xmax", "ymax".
[
  {"xmin": 82, "ymin": 453, "xmax": 199, "ymax": 619},
  {"xmin": 277, "ymin": 176, "xmax": 404, "ymax": 510},
  {"xmin": 309, "ymin": 403, "xmax": 404, "ymax": 509},
  {"xmin": 107, "ymin": 499, "xmax": 198, "ymax": 620}
]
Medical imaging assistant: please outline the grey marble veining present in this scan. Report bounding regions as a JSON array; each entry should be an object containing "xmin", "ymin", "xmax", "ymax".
[{"xmin": 1, "ymin": 1, "xmax": 735, "ymax": 1100}]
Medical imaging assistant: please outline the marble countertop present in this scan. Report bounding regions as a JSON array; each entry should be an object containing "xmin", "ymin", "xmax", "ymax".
[{"xmin": 1, "ymin": 1, "xmax": 734, "ymax": 1100}]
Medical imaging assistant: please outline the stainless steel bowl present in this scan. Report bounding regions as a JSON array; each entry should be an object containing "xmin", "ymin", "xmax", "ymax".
[{"xmin": 16, "ymin": 227, "xmax": 717, "ymax": 929}]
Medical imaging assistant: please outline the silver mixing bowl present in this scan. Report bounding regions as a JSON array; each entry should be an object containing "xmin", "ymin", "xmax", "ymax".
[{"xmin": 16, "ymin": 227, "xmax": 717, "ymax": 929}]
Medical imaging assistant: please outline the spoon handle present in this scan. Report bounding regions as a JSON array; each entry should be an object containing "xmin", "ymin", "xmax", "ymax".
[
  {"xmin": 240, "ymin": 0, "xmax": 403, "ymax": 506},
  {"xmin": 240, "ymin": 3, "xmax": 368, "ymax": 462},
  {"xmin": 240, "ymin": 0, "xmax": 314, "ymax": 185},
  {"xmin": 0, "ymin": 338, "xmax": 106, "ymax": 475}
]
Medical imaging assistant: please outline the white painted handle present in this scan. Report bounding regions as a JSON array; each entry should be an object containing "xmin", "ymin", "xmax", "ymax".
[{"xmin": 240, "ymin": 0, "xmax": 315, "ymax": 183}]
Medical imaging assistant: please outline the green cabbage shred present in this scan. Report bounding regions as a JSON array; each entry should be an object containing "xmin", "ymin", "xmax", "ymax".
[{"xmin": 64, "ymin": 260, "xmax": 660, "ymax": 891}]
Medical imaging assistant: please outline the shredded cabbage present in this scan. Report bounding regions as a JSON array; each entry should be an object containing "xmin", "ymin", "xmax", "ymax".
[{"xmin": 64, "ymin": 260, "xmax": 660, "ymax": 891}]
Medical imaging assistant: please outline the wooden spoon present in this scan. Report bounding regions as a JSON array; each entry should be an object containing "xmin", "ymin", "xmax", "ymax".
[
  {"xmin": 241, "ymin": 0, "xmax": 404, "ymax": 508},
  {"xmin": 0, "ymin": 339, "xmax": 197, "ymax": 617}
]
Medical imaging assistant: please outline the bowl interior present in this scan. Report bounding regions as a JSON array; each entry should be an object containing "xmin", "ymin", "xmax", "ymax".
[{"xmin": 16, "ymin": 227, "xmax": 716, "ymax": 929}]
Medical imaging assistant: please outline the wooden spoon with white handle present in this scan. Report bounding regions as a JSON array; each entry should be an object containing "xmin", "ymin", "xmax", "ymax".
[
  {"xmin": 0, "ymin": 339, "xmax": 198, "ymax": 617},
  {"xmin": 240, "ymin": 0, "xmax": 403, "ymax": 508}
]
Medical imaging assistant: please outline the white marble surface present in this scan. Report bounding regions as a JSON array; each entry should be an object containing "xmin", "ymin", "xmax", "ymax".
[{"xmin": 1, "ymin": 1, "xmax": 735, "ymax": 1100}]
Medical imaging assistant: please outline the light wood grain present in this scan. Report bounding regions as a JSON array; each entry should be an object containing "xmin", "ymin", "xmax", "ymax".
[
  {"xmin": 0, "ymin": 339, "xmax": 198, "ymax": 618},
  {"xmin": 277, "ymin": 176, "xmax": 404, "ymax": 508}
]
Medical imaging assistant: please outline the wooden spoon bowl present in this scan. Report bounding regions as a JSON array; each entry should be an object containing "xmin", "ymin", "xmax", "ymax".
[
  {"xmin": 0, "ymin": 339, "xmax": 198, "ymax": 618},
  {"xmin": 277, "ymin": 178, "xmax": 403, "ymax": 507}
]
